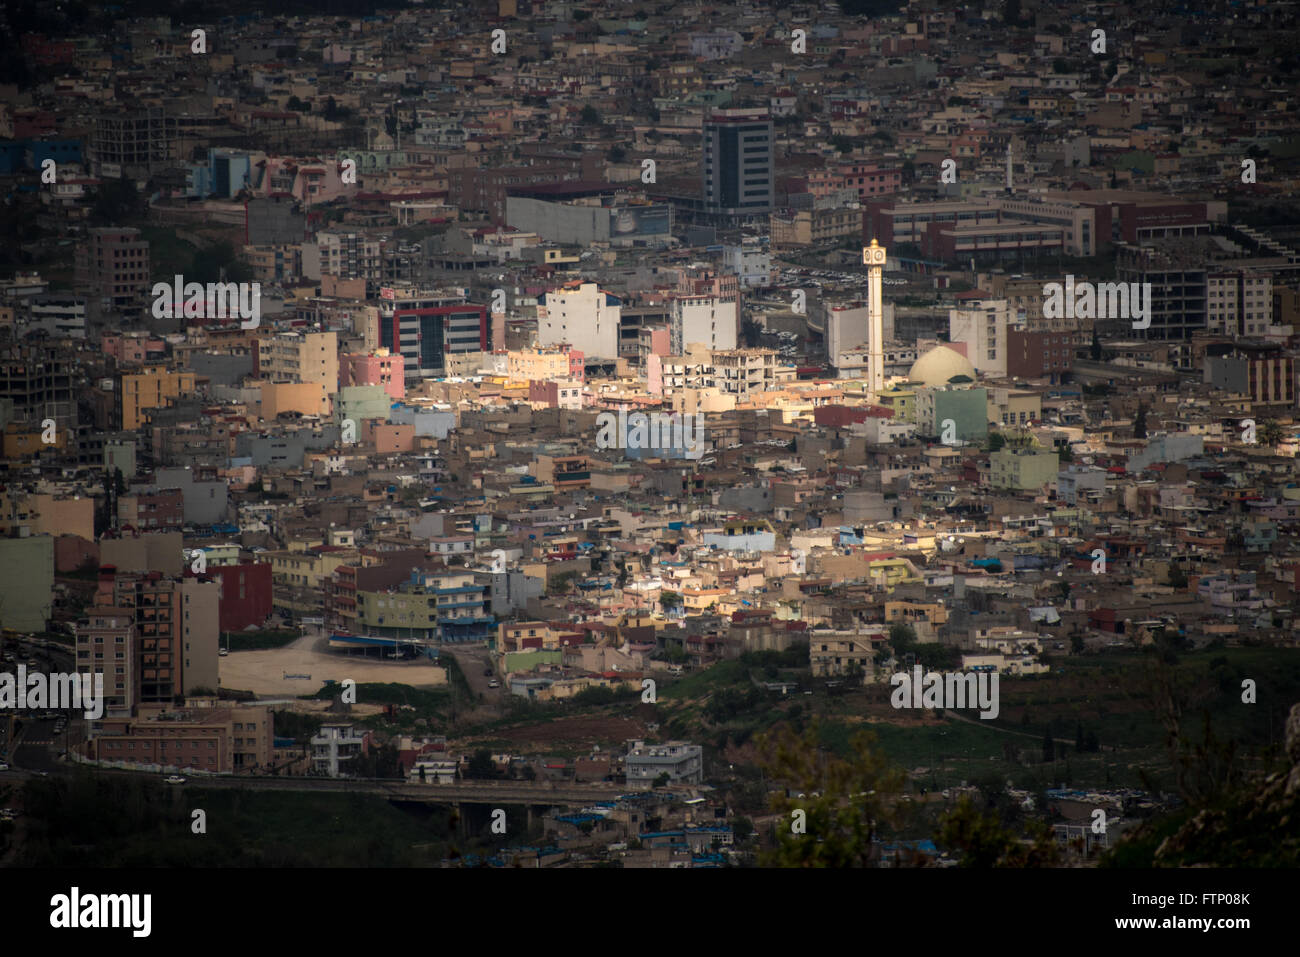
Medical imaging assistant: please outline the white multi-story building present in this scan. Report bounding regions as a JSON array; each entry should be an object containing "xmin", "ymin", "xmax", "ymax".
[
  {"xmin": 949, "ymin": 297, "xmax": 1009, "ymax": 378},
  {"xmin": 538, "ymin": 281, "xmax": 620, "ymax": 360},
  {"xmin": 311, "ymin": 722, "xmax": 368, "ymax": 778},
  {"xmin": 1207, "ymin": 268, "xmax": 1273, "ymax": 338},
  {"xmin": 825, "ymin": 300, "xmax": 897, "ymax": 365},
  {"xmin": 624, "ymin": 739, "xmax": 703, "ymax": 789},
  {"xmin": 670, "ymin": 294, "xmax": 737, "ymax": 354},
  {"xmin": 721, "ymin": 242, "xmax": 772, "ymax": 288}
]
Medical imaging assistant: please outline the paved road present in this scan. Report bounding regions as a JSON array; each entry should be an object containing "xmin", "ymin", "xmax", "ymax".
[
  {"xmin": 50, "ymin": 764, "xmax": 624, "ymax": 805},
  {"xmin": 440, "ymin": 642, "xmax": 505, "ymax": 720}
]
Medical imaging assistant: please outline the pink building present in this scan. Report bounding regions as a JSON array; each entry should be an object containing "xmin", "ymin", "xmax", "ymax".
[
  {"xmin": 339, "ymin": 350, "xmax": 405, "ymax": 401},
  {"xmin": 102, "ymin": 332, "xmax": 166, "ymax": 365},
  {"xmin": 528, "ymin": 379, "xmax": 583, "ymax": 410}
]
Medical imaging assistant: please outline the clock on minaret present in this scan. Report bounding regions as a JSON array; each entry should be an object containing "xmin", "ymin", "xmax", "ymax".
[{"xmin": 863, "ymin": 239, "xmax": 887, "ymax": 265}]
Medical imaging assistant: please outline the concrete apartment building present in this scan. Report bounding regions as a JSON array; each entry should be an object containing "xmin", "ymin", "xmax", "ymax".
[
  {"xmin": 1206, "ymin": 268, "xmax": 1273, "ymax": 338},
  {"xmin": 670, "ymin": 294, "xmax": 738, "ymax": 354},
  {"xmin": 989, "ymin": 446, "xmax": 1061, "ymax": 491},
  {"xmin": 538, "ymin": 281, "xmax": 620, "ymax": 360},
  {"xmin": 949, "ymin": 296, "xmax": 1010, "ymax": 378},
  {"xmin": 74, "ymin": 226, "xmax": 150, "ymax": 318},
  {"xmin": 339, "ymin": 349, "xmax": 405, "ymax": 400},
  {"xmin": 625, "ymin": 740, "xmax": 704, "ymax": 789},
  {"xmin": 354, "ymin": 569, "xmax": 494, "ymax": 642},
  {"xmin": 507, "ymin": 345, "xmax": 585, "ymax": 385},
  {"xmin": 116, "ymin": 366, "xmax": 197, "ymax": 430},
  {"xmin": 75, "ymin": 568, "xmax": 219, "ymax": 715},
  {"xmin": 257, "ymin": 330, "xmax": 339, "ymax": 395},
  {"xmin": 301, "ymin": 231, "xmax": 382, "ymax": 286},
  {"xmin": 311, "ymin": 722, "xmax": 370, "ymax": 777},
  {"xmin": 809, "ymin": 631, "xmax": 876, "ymax": 682}
]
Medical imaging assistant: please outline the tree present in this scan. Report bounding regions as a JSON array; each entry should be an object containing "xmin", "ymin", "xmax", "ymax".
[
  {"xmin": 1042, "ymin": 732, "xmax": 1055, "ymax": 764},
  {"xmin": 580, "ymin": 104, "xmax": 601, "ymax": 125},
  {"xmin": 758, "ymin": 723, "xmax": 908, "ymax": 867},
  {"xmin": 937, "ymin": 797, "xmax": 1062, "ymax": 867},
  {"xmin": 1258, "ymin": 419, "xmax": 1286, "ymax": 449},
  {"xmin": 466, "ymin": 749, "xmax": 497, "ymax": 780},
  {"xmin": 986, "ymin": 431, "xmax": 1006, "ymax": 453},
  {"xmin": 90, "ymin": 177, "xmax": 141, "ymax": 225},
  {"xmin": 1070, "ymin": 633, "xmax": 1085, "ymax": 654},
  {"xmin": 1133, "ymin": 403, "xmax": 1148, "ymax": 439},
  {"xmin": 889, "ymin": 623, "xmax": 917, "ymax": 658},
  {"xmin": 653, "ymin": 772, "xmax": 671, "ymax": 788},
  {"xmin": 1168, "ymin": 563, "xmax": 1188, "ymax": 589}
]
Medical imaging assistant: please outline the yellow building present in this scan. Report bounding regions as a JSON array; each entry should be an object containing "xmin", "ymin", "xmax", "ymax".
[
  {"xmin": 507, "ymin": 346, "xmax": 580, "ymax": 385},
  {"xmin": 119, "ymin": 367, "xmax": 197, "ymax": 430},
  {"xmin": 3, "ymin": 423, "xmax": 68, "ymax": 459},
  {"xmin": 988, "ymin": 387, "xmax": 1042, "ymax": 429},
  {"xmin": 876, "ymin": 384, "xmax": 916, "ymax": 422},
  {"xmin": 261, "ymin": 381, "xmax": 329, "ymax": 419},
  {"xmin": 866, "ymin": 557, "xmax": 921, "ymax": 591},
  {"xmin": 258, "ymin": 331, "xmax": 338, "ymax": 395},
  {"xmin": 884, "ymin": 600, "xmax": 949, "ymax": 639}
]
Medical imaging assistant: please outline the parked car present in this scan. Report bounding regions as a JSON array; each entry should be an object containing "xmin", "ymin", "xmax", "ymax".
[
  {"xmin": 163, "ymin": 775, "xmax": 186, "ymax": 785},
  {"xmin": 488, "ymin": 679, "xmax": 500, "ymax": 689},
  {"xmin": 0, "ymin": 763, "xmax": 10, "ymax": 772},
  {"xmin": 218, "ymin": 648, "xmax": 229, "ymax": 657}
]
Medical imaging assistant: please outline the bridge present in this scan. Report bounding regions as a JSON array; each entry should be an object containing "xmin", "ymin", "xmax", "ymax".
[
  {"xmin": 74, "ymin": 765, "xmax": 632, "ymax": 808},
  {"xmin": 192, "ymin": 775, "xmax": 629, "ymax": 806}
]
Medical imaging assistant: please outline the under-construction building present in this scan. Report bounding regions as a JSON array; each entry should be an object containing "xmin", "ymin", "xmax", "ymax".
[
  {"xmin": 0, "ymin": 342, "xmax": 78, "ymax": 430},
  {"xmin": 92, "ymin": 108, "xmax": 171, "ymax": 174}
]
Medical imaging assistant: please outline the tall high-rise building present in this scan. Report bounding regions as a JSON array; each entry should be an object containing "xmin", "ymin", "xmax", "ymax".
[{"xmin": 702, "ymin": 109, "xmax": 774, "ymax": 218}]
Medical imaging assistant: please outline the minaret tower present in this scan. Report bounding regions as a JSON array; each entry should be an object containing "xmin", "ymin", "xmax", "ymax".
[{"xmin": 862, "ymin": 238, "xmax": 887, "ymax": 401}]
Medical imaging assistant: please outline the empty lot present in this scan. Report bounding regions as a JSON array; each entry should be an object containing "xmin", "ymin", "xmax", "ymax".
[{"xmin": 219, "ymin": 633, "xmax": 447, "ymax": 698}]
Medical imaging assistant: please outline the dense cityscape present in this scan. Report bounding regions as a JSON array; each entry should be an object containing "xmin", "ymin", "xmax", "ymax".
[{"xmin": 0, "ymin": 0, "xmax": 1297, "ymax": 899}]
